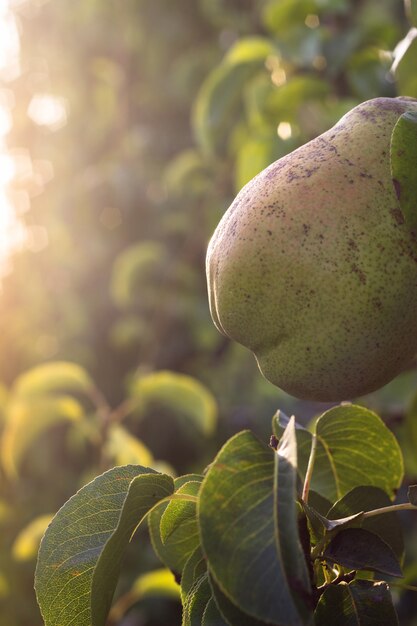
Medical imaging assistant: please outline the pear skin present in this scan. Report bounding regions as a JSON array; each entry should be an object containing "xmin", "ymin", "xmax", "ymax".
[{"xmin": 207, "ymin": 97, "xmax": 417, "ymax": 401}]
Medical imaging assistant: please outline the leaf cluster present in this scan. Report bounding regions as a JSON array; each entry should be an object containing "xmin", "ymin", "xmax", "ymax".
[{"xmin": 35, "ymin": 403, "xmax": 416, "ymax": 625}]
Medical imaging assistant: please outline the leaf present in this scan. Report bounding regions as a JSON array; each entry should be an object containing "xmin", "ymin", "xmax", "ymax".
[
  {"xmin": 327, "ymin": 486, "xmax": 404, "ymax": 561},
  {"xmin": 275, "ymin": 405, "xmax": 403, "ymax": 502},
  {"xmin": 130, "ymin": 370, "xmax": 217, "ymax": 437},
  {"xmin": 110, "ymin": 241, "xmax": 167, "ymax": 309},
  {"xmin": 183, "ymin": 572, "xmax": 212, "ymax": 626},
  {"xmin": 303, "ymin": 503, "xmax": 363, "ymax": 537},
  {"xmin": 1, "ymin": 396, "xmax": 84, "ymax": 477},
  {"xmin": 202, "ymin": 597, "xmax": 229, "ymax": 626},
  {"xmin": 392, "ymin": 28, "xmax": 417, "ymax": 97},
  {"xmin": 235, "ymin": 135, "xmax": 282, "ymax": 192},
  {"xmin": 192, "ymin": 38, "xmax": 274, "ymax": 157},
  {"xmin": 160, "ymin": 480, "xmax": 201, "ymax": 546},
  {"xmin": 35, "ymin": 465, "xmax": 174, "ymax": 626},
  {"xmin": 408, "ymin": 484, "xmax": 417, "ymax": 505},
  {"xmin": 274, "ymin": 416, "xmax": 312, "ymax": 619},
  {"xmin": 181, "ymin": 546, "xmax": 207, "ymax": 605},
  {"xmin": 198, "ymin": 430, "xmax": 313, "ymax": 625},
  {"xmin": 104, "ymin": 424, "xmax": 154, "ymax": 467},
  {"xmin": 262, "ymin": 0, "xmax": 318, "ymax": 35},
  {"xmin": 224, "ymin": 37, "xmax": 276, "ymax": 65},
  {"xmin": 130, "ymin": 568, "xmax": 180, "ymax": 599},
  {"xmin": 209, "ymin": 573, "xmax": 269, "ymax": 626},
  {"xmin": 314, "ymin": 580, "xmax": 399, "ymax": 625},
  {"xmin": 315, "ymin": 405, "xmax": 403, "ymax": 501},
  {"xmin": 12, "ymin": 514, "xmax": 54, "ymax": 561},
  {"xmin": 390, "ymin": 110, "xmax": 417, "ymax": 233},
  {"xmin": 149, "ymin": 474, "xmax": 203, "ymax": 574},
  {"xmin": 109, "ymin": 568, "xmax": 180, "ymax": 625},
  {"xmin": 323, "ymin": 528, "xmax": 403, "ymax": 577},
  {"xmin": 12, "ymin": 361, "xmax": 95, "ymax": 399}
]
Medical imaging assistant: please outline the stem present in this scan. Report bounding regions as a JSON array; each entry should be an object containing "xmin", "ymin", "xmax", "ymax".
[
  {"xmin": 302, "ymin": 433, "xmax": 317, "ymax": 503},
  {"xmin": 363, "ymin": 502, "xmax": 417, "ymax": 519}
]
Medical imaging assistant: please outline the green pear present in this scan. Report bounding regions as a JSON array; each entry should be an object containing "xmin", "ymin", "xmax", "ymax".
[{"xmin": 206, "ymin": 97, "xmax": 417, "ymax": 401}]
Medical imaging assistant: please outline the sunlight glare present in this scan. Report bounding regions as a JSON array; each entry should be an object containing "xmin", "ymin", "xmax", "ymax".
[
  {"xmin": 27, "ymin": 93, "xmax": 68, "ymax": 129},
  {"xmin": 0, "ymin": 0, "xmax": 28, "ymax": 280}
]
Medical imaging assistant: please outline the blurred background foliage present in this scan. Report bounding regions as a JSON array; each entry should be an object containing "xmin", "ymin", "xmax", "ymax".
[{"xmin": 1, "ymin": 0, "xmax": 417, "ymax": 624}]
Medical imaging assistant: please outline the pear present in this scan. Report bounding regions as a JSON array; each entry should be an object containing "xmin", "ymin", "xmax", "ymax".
[{"xmin": 206, "ymin": 97, "xmax": 417, "ymax": 402}]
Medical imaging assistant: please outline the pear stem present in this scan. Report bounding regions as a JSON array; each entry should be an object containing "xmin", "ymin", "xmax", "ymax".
[{"xmin": 302, "ymin": 433, "xmax": 317, "ymax": 504}]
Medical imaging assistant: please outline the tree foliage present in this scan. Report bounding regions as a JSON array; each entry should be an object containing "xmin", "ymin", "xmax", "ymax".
[{"xmin": 1, "ymin": 0, "xmax": 417, "ymax": 624}]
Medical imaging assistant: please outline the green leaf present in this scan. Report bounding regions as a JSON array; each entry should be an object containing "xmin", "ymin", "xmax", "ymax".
[
  {"xmin": 274, "ymin": 416, "xmax": 312, "ymax": 619},
  {"xmin": 109, "ymin": 568, "xmax": 180, "ymax": 625},
  {"xmin": 209, "ymin": 573, "xmax": 269, "ymax": 626},
  {"xmin": 198, "ymin": 430, "xmax": 313, "ymax": 625},
  {"xmin": 314, "ymin": 580, "xmax": 399, "ymax": 625},
  {"xmin": 192, "ymin": 38, "xmax": 274, "ymax": 157},
  {"xmin": 315, "ymin": 405, "xmax": 403, "ymax": 500},
  {"xmin": 35, "ymin": 465, "xmax": 174, "ymax": 626},
  {"xmin": 183, "ymin": 572, "xmax": 212, "ymax": 626},
  {"xmin": 104, "ymin": 424, "xmax": 154, "ymax": 467},
  {"xmin": 224, "ymin": 37, "xmax": 276, "ymax": 65},
  {"xmin": 262, "ymin": 0, "xmax": 318, "ymax": 34},
  {"xmin": 393, "ymin": 31, "xmax": 417, "ymax": 97},
  {"xmin": 327, "ymin": 486, "xmax": 404, "ymax": 561},
  {"xmin": 1, "ymin": 396, "xmax": 84, "ymax": 477},
  {"xmin": 202, "ymin": 597, "xmax": 229, "ymax": 626},
  {"xmin": 235, "ymin": 135, "xmax": 282, "ymax": 191},
  {"xmin": 160, "ymin": 480, "xmax": 201, "ymax": 546},
  {"xmin": 130, "ymin": 370, "xmax": 217, "ymax": 437},
  {"xmin": 12, "ymin": 514, "xmax": 54, "ymax": 562},
  {"xmin": 408, "ymin": 484, "xmax": 417, "ymax": 505},
  {"xmin": 149, "ymin": 474, "xmax": 203, "ymax": 574},
  {"xmin": 130, "ymin": 568, "xmax": 180, "ymax": 599},
  {"xmin": 12, "ymin": 361, "xmax": 95, "ymax": 399},
  {"xmin": 303, "ymin": 503, "xmax": 363, "ymax": 538},
  {"xmin": 390, "ymin": 110, "xmax": 417, "ymax": 233},
  {"xmin": 323, "ymin": 528, "xmax": 403, "ymax": 577},
  {"xmin": 275, "ymin": 405, "xmax": 403, "ymax": 502},
  {"xmin": 110, "ymin": 241, "xmax": 167, "ymax": 309},
  {"xmin": 180, "ymin": 546, "xmax": 207, "ymax": 605}
]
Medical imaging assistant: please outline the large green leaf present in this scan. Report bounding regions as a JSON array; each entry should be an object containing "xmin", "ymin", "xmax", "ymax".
[
  {"xmin": 314, "ymin": 580, "xmax": 399, "ymax": 625},
  {"xmin": 209, "ymin": 573, "xmax": 269, "ymax": 626},
  {"xmin": 130, "ymin": 370, "xmax": 217, "ymax": 437},
  {"xmin": 2, "ymin": 396, "xmax": 84, "ymax": 477},
  {"xmin": 274, "ymin": 405, "xmax": 403, "ymax": 502},
  {"xmin": 202, "ymin": 597, "xmax": 229, "ymax": 626},
  {"xmin": 35, "ymin": 465, "xmax": 174, "ymax": 626},
  {"xmin": 390, "ymin": 110, "xmax": 417, "ymax": 233},
  {"xmin": 198, "ymin": 429, "xmax": 313, "ymax": 625}
]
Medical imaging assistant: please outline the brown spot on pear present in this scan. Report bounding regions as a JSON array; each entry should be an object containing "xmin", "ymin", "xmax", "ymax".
[{"xmin": 206, "ymin": 97, "xmax": 417, "ymax": 401}]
